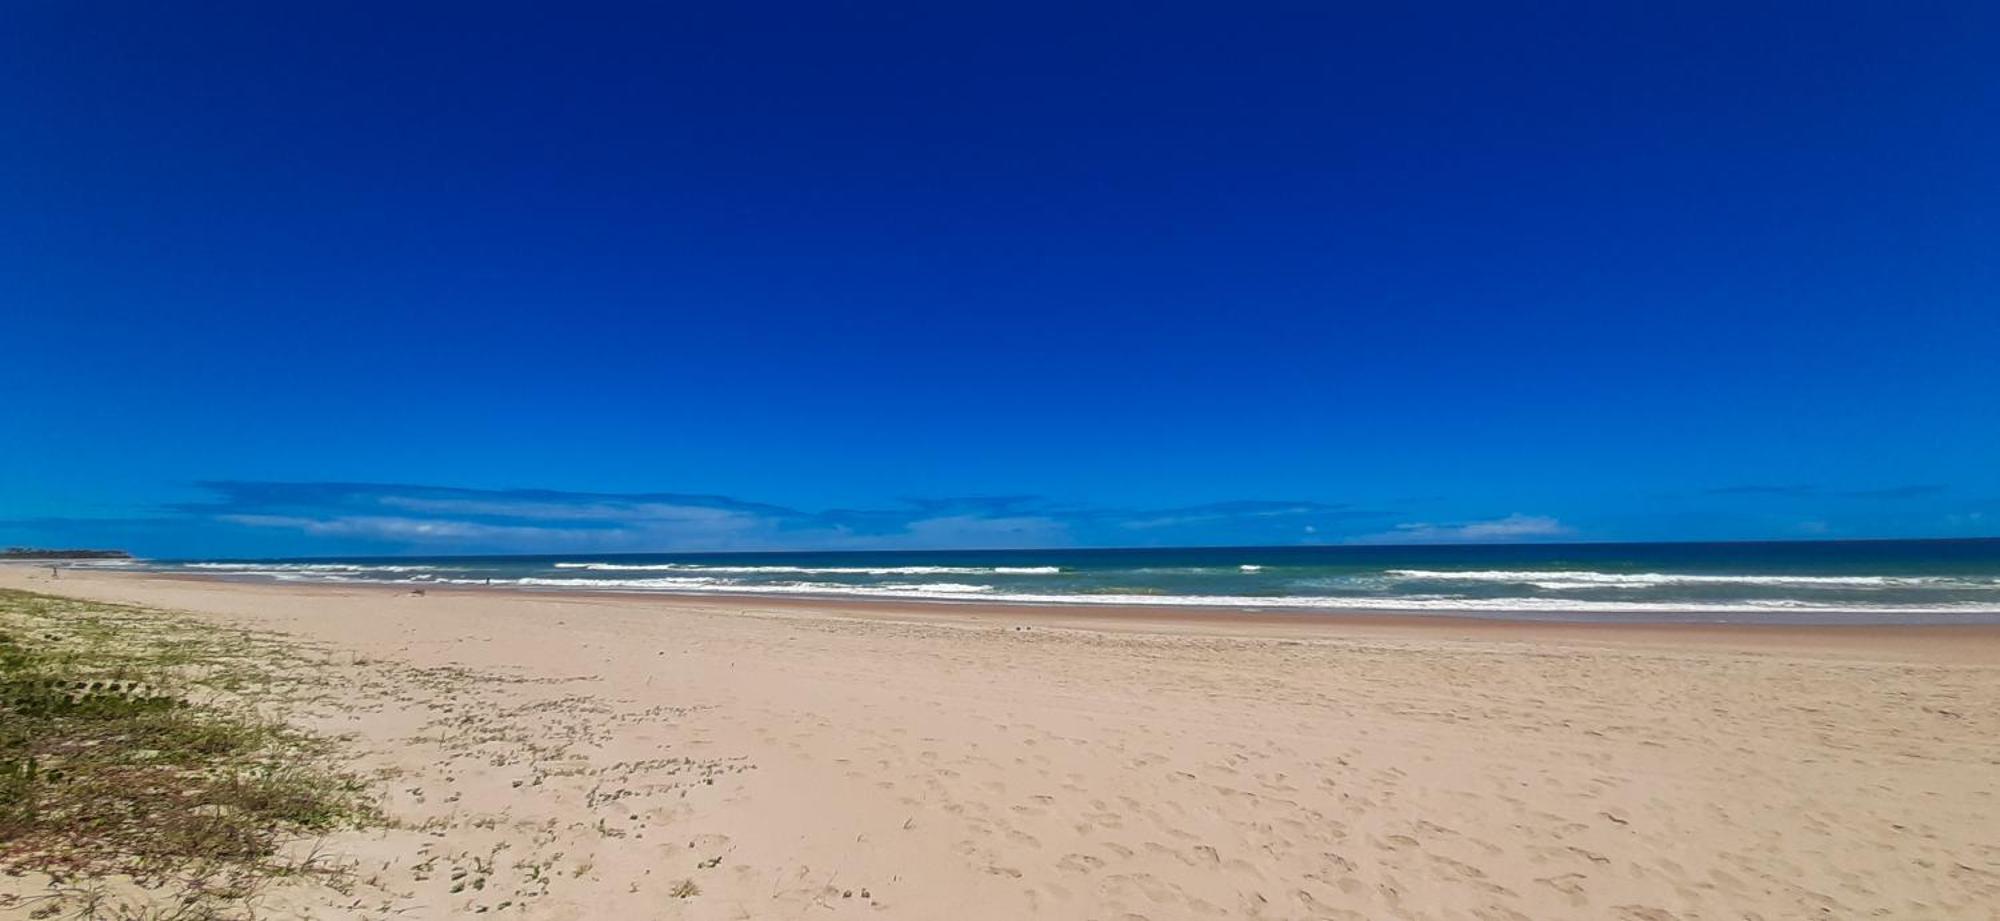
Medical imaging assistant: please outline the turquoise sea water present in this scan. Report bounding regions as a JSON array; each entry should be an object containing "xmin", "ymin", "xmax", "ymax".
[{"xmin": 93, "ymin": 539, "xmax": 2000, "ymax": 624}]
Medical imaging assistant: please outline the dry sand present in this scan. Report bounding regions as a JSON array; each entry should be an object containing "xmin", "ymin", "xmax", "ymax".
[{"xmin": 4, "ymin": 566, "xmax": 1999, "ymax": 920}]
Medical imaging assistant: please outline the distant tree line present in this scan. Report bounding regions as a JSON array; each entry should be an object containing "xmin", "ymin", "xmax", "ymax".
[{"xmin": 0, "ymin": 547, "xmax": 134, "ymax": 560}]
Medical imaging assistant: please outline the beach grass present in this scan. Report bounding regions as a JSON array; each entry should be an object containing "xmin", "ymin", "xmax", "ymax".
[{"xmin": 0, "ymin": 589, "xmax": 375, "ymax": 919}]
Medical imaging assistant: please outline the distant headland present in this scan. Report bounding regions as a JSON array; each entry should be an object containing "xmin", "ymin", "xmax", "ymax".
[{"xmin": 0, "ymin": 547, "xmax": 134, "ymax": 560}]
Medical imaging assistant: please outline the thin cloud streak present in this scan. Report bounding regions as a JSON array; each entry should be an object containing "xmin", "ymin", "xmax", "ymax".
[
  {"xmin": 1705, "ymin": 484, "xmax": 1947, "ymax": 500},
  {"xmin": 130, "ymin": 481, "xmax": 1406, "ymax": 554},
  {"xmin": 1348, "ymin": 514, "xmax": 1572, "ymax": 545}
]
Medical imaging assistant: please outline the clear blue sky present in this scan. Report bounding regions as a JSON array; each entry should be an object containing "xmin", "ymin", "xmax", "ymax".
[{"xmin": 4, "ymin": 2, "xmax": 1996, "ymax": 557}]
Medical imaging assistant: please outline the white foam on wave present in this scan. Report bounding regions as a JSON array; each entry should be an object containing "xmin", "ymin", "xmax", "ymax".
[
  {"xmin": 489, "ymin": 577, "xmax": 997, "ymax": 596},
  {"xmin": 552, "ymin": 562, "xmax": 1059, "ymax": 576},
  {"xmin": 1239, "ymin": 564, "xmax": 1264, "ymax": 573},
  {"xmin": 1384, "ymin": 569, "xmax": 1994, "ymax": 590},
  {"xmin": 219, "ymin": 571, "xmax": 449, "ymax": 584},
  {"xmin": 451, "ymin": 577, "xmax": 2000, "ymax": 615},
  {"xmin": 515, "ymin": 576, "xmax": 723, "ymax": 588},
  {"xmin": 166, "ymin": 562, "xmax": 2000, "ymax": 617}
]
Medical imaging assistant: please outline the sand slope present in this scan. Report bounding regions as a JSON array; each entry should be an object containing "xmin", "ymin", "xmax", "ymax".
[{"xmin": 5, "ymin": 568, "xmax": 1998, "ymax": 920}]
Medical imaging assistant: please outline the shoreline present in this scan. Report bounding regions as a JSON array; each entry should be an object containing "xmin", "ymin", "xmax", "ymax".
[
  {"xmin": 37, "ymin": 540, "xmax": 2000, "ymax": 627},
  {"xmin": 39, "ymin": 556, "xmax": 2000, "ymax": 626},
  {"xmin": 25, "ymin": 564, "xmax": 2000, "ymax": 659}
]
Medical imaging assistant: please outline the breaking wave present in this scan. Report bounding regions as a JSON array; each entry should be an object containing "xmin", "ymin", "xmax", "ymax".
[
  {"xmin": 552, "ymin": 562, "xmax": 1059, "ymax": 575},
  {"xmin": 1384, "ymin": 569, "xmax": 1998, "ymax": 590},
  {"xmin": 473, "ymin": 577, "xmax": 2000, "ymax": 615},
  {"xmin": 138, "ymin": 547, "xmax": 2000, "ymax": 623}
]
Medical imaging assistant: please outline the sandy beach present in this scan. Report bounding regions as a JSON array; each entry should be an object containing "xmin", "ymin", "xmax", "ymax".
[{"xmin": 4, "ymin": 566, "xmax": 1998, "ymax": 920}]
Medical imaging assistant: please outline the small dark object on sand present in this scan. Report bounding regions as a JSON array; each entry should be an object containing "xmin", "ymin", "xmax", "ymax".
[{"xmin": 411, "ymin": 588, "xmax": 426, "ymax": 596}]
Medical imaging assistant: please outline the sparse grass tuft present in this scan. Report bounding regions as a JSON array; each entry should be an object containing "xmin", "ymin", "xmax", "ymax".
[{"xmin": 0, "ymin": 589, "xmax": 376, "ymax": 919}]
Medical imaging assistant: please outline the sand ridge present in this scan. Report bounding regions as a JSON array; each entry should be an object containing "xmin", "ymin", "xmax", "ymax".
[{"xmin": 4, "ymin": 568, "xmax": 1998, "ymax": 919}]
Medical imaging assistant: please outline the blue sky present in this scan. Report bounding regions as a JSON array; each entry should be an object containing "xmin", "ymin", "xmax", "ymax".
[{"xmin": 3, "ymin": 2, "xmax": 1997, "ymax": 557}]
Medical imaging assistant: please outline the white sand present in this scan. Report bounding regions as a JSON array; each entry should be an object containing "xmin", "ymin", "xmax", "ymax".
[{"xmin": 5, "ymin": 567, "xmax": 1998, "ymax": 920}]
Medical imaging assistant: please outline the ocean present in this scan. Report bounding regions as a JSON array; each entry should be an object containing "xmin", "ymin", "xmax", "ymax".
[{"xmin": 89, "ymin": 538, "xmax": 2000, "ymax": 624}]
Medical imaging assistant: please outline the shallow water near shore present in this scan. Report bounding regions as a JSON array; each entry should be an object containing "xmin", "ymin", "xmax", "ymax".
[{"xmin": 86, "ymin": 538, "xmax": 2000, "ymax": 624}]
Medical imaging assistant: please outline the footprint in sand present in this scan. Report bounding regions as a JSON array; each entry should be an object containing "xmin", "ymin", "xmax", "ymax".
[
  {"xmin": 1612, "ymin": 906, "xmax": 1681, "ymax": 921},
  {"xmin": 1058, "ymin": 853, "xmax": 1105, "ymax": 873},
  {"xmin": 1534, "ymin": 872, "xmax": 1590, "ymax": 906}
]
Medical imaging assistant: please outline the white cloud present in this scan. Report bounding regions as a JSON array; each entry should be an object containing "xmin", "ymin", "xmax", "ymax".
[
  {"xmin": 217, "ymin": 507, "xmax": 1076, "ymax": 553},
  {"xmin": 1349, "ymin": 513, "xmax": 1570, "ymax": 544},
  {"xmin": 193, "ymin": 482, "xmax": 1380, "ymax": 553},
  {"xmin": 221, "ymin": 514, "xmax": 610, "ymax": 544},
  {"xmin": 1119, "ymin": 505, "xmax": 1320, "ymax": 530},
  {"xmin": 376, "ymin": 495, "xmax": 765, "ymax": 526},
  {"xmin": 891, "ymin": 515, "xmax": 1072, "ymax": 548}
]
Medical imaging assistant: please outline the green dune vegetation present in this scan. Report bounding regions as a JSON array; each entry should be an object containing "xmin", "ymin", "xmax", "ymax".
[{"xmin": 0, "ymin": 589, "xmax": 374, "ymax": 919}]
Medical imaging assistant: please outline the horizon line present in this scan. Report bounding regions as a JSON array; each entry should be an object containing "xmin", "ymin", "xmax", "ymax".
[{"xmin": 129, "ymin": 533, "xmax": 2000, "ymax": 562}]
